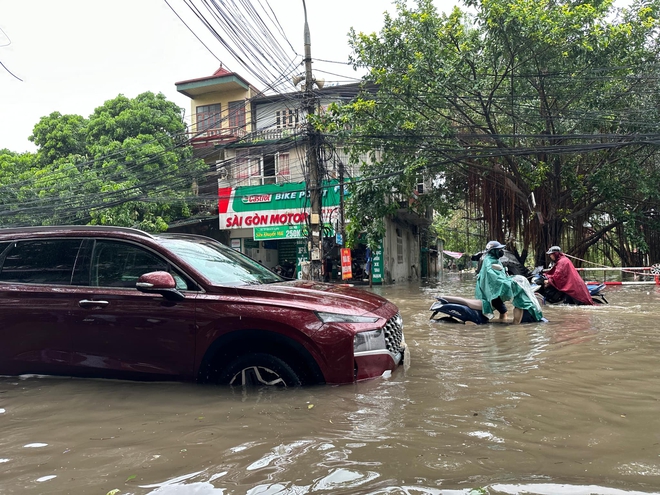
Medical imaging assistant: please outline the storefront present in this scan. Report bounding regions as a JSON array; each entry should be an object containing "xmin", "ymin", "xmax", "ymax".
[{"xmin": 218, "ymin": 180, "xmax": 384, "ymax": 283}]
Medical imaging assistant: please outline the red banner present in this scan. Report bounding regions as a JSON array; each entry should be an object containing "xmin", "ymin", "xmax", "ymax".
[{"xmin": 341, "ymin": 248, "xmax": 352, "ymax": 280}]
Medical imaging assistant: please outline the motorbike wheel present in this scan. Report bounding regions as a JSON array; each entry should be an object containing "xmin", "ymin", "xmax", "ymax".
[{"xmin": 218, "ymin": 353, "xmax": 302, "ymax": 388}]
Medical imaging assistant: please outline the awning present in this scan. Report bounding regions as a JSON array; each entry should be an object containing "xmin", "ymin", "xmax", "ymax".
[{"xmin": 443, "ymin": 250, "xmax": 464, "ymax": 260}]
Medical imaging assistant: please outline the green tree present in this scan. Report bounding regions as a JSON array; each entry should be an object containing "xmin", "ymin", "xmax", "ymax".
[
  {"xmin": 0, "ymin": 92, "xmax": 205, "ymax": 232},
  {"xmin": 331, "ymin": 0, "xmax": 660, "ymax": 265},
  {"xmin": 30, "ymin": 112, "xmax": 87, "ymax": 165},
  {"xmin": 0, "ymin": 149, "xmax": 37, "ymax": 226}
]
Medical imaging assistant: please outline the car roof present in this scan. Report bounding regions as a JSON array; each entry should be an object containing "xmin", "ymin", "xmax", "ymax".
[{"xmin": 0, "ymin": 225, "xmax": 154, "ymax": 239}]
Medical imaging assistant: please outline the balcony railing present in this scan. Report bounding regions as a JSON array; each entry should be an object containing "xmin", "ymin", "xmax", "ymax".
[
  {"xmin": 188, "ymin": 126, "xmax": 248, "ymax": 146},
  {"xmin": 242, "ymin": 126, "xmax": 303, "ymax": 144}
]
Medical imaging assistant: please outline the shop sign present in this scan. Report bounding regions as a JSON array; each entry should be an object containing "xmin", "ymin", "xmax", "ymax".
[
  {"xmin": 254, "ymin": 225, "xmax": 306, "ymax": 240},
  {"xmin": 253, "ymin": 224, "xmax": 335, "ymax": 241},
  {"xmin": 295, "ymin": 239, "xmax": 309, "ymax": 279},
  {"xmin": 218, "ymin": 180, "xmax": 349, "ymax": 230},
  {"xmin": 242, "ymin": 194, "xmax": 272, "ymax": 204},
  {"xmin": 371, "ymin": 242, "xmax": 383, "ymax": 283},
  {"xmin": 341, "ymin": 248, "xmax": 352, "ymax": 280}
]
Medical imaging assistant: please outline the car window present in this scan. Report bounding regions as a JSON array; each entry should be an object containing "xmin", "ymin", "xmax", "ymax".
[
  {"xmin": 157, "ymin": 235, "xmax": 282, "ymax": 286},
  {"xmin": 91, "ymin": 240, "xmax": 172, "ymax": 288},
  {"xmin": 0, "ymin": 239, "xmax": 84, "ymax": 285}
]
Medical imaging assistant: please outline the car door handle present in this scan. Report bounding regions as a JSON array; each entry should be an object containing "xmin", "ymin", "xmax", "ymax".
[{"xmin": 78, "ymin": 299, "xmax": 109, "ymax": 308}]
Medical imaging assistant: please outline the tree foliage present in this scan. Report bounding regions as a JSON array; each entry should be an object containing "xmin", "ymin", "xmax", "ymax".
[
  {"xmin": 0, "ymin": 92, "xmax": 206, "ymax": 232},
  {"xmin": 327, "ymin": 0, "xmax": 660, "ymax": 265}
]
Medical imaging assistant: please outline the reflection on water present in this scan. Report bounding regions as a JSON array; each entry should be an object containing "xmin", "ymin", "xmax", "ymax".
[{"xmin": 2, "ymin": 278, "xmax": 660, "ymax": 494}]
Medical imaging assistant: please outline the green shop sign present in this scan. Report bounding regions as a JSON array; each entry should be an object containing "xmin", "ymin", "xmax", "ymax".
[
  {"xmin": 254, "ymin": 224, "xmax": 335, "ymax": 241},
  {"xmin": 371, "ymin": 242, "xmax": 383, "ymax": 283},
  {"xmin": 254, "ymin": 225, "xmax": 305, "ymax": 240},
  {"xmin": 218, "ymin": 180, "xmax": 350, "ymax": 230},
  {"xmin": 230, "ymin": 180, "xmax": 346, "ymax": 212}
]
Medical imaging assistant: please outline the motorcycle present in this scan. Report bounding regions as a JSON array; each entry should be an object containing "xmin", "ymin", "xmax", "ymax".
[
  {"xmin": 430, "ymin": 273, "xmax": 547, "ymax": 324},
  {"xmin": 530, "ymin": 268, "xmax": 608, "ymax": 305},
  {"xmin": 430, "ymin": 248, "xmax": 607, "ymax": 324},
  {"xmin": 429, "ymin": 294, "xmax": 493, "ymax": 324},
  {"xmin": 273, "ymin": 260, "xmax": 296, "ymax": 279},
  {"xmin": 475, "ymin": 249, "xmax": 608, "ymax": 305}
]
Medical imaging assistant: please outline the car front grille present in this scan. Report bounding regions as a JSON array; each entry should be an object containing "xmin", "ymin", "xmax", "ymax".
[{"xmin": 383, "ymin": 312, "xmax": 404, "ymax": 353}]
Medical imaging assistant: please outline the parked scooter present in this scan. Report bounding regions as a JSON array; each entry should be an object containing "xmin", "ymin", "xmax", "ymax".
[{"xmin": 273, "ymin": 260, "xmax": 296, "ymax": 279}]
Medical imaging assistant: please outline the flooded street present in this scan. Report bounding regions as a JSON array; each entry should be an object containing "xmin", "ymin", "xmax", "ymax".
[{"xmin": 2, "ymin": 276, "xmax": 660, "ymax": 494}]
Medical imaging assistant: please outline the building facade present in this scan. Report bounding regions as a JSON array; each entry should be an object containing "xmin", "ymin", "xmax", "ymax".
[{"xmin": 174, "ymin": 68, "xmax": 432, "ymax": 283}]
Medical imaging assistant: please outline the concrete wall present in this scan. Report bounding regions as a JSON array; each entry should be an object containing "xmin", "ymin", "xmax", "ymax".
[{"xmin": 382, "ymin": 217, "xmax": 421, "ymax": 284}]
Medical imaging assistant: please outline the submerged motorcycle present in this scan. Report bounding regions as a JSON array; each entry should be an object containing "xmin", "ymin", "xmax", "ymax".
[
  {"xmin": 477, "ymin": 249, "xmax": 608, "ymax": 305},
  {"xmin": 430, "ymin": 249, "xmax": 606, "ymax": 324},
  {"xmin": 430, "ymin": 273, "xmax": 547, "ymax": 324},
  {"xmin": 429, "ymin": 294, "xmax": 495, "ymax": 324}
]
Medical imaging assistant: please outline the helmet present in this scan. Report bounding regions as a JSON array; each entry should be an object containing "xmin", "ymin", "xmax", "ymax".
[
  {"xmin": 485, "ymin": 240, "xmax": 506, "ymax": 252},
  {"xmin": 546, "ymin": 245, "xmax": 562, "ymax": 255}
]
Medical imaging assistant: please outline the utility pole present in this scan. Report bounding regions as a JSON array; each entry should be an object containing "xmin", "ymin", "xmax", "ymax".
[
  {"xmin": 302, "ymin": 0, "xmax": 322, "ymax": 280},
  {"xmin": 338, "ymin": 158, "xmax": 345, "ymax": 244}
]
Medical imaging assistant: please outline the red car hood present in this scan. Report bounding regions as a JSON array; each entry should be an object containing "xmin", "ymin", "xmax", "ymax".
[{"xmin": 233, "ymin": 280, "xmax": 388, "ymax": 315}]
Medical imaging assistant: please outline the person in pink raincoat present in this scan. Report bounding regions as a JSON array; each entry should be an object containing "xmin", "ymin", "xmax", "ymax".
[{"xmin": 543, "ymin": 246, "xmax": 594, "ymax": 305}]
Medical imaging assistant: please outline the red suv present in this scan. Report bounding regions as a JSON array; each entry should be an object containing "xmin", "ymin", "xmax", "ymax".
[{"xmin": 0, "ymin": 226, "xmax": 405, "ymax": 387}]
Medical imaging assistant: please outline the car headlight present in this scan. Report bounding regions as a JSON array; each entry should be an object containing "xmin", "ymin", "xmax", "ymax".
[
  {"xmin": 354, "ymin": 329, "xmax": 387, "ymax": 353},
  {"xmin": 316, "ymin": 312, "xmax": 379, "ymax": 324}
]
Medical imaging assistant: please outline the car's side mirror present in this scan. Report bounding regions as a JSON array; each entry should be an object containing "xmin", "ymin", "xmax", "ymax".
[{"xmin": 136, "ymin": 271, "xmax": 185, "ymax": 302}]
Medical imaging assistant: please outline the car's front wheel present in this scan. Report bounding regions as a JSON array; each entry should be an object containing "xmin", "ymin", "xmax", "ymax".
[{"xmin": 219, "ymin": 353, "xmax": 302, "ymax": 388}]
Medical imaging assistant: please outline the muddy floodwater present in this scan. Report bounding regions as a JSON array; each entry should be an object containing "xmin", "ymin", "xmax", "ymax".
[{"xmin": 2, "ymin": 275, "xmax": 660, "ymax": 495}]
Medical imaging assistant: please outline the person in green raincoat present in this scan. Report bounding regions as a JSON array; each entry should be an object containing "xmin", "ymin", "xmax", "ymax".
[{"xmin": 476, "ymin": 241, "xmax": 544, "ymax": 324}]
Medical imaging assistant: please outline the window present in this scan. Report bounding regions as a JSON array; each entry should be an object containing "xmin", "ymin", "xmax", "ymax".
[
  {"xmin": 234, "ymin": 150, "xmax": 261, "ymax": 184},
  {"xmin": 160, "ymin": 237, "xmax": 281, "ymax": 286},
  {"xmin": 277, "ymin": 153, "xmax": 290, "ymax": 179},
  {"xmin": 91, "ymin": 241, "xmax": 170, "ymax": 288},
  {"xmin": 0, "ymin": 239, "xmax": 84, "ymax": 285},
  {"xmin": 416, "ymin": 173, "xmax": 427, "ymax": 194},
  {"xmin": 263, "ymin": 154, "xmax": 276, "ymax": 184},
  {"xmin": 196, "ymin": 104, "xmax": 221, "ymax": 132},
  {"xmin": 396, "ymin": 229, "xmax": 403, "ymax": 264},
  {"xmin": 235, "ymin": 149, "xmax": 250, "ymax": 180},
  {"xmin": 275, "ymin": 109, "xmax": 299, "ymax": 129},
  {"xmin": 248, "ymin": 153, "xmax": 261, "ymax": 183},
  {"xmin": 228, "ymin": 101, "xmax": 246, "ymax": 128}
]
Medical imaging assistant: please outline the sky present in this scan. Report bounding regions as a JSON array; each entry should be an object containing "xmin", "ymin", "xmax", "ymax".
[{"xmin": 0, "ymin": 0, "xmax": 458, "ymax": 153}]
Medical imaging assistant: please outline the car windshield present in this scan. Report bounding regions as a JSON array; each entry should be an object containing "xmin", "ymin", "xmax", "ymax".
[{"xmin": 157, "ymin": 235, "xmax": 283, "ymax": 286}]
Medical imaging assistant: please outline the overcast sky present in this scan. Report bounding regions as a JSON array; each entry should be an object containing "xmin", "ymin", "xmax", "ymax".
[{"xmin": 0, "ymin": 0, "xmax": 458, "ymax": 153}]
